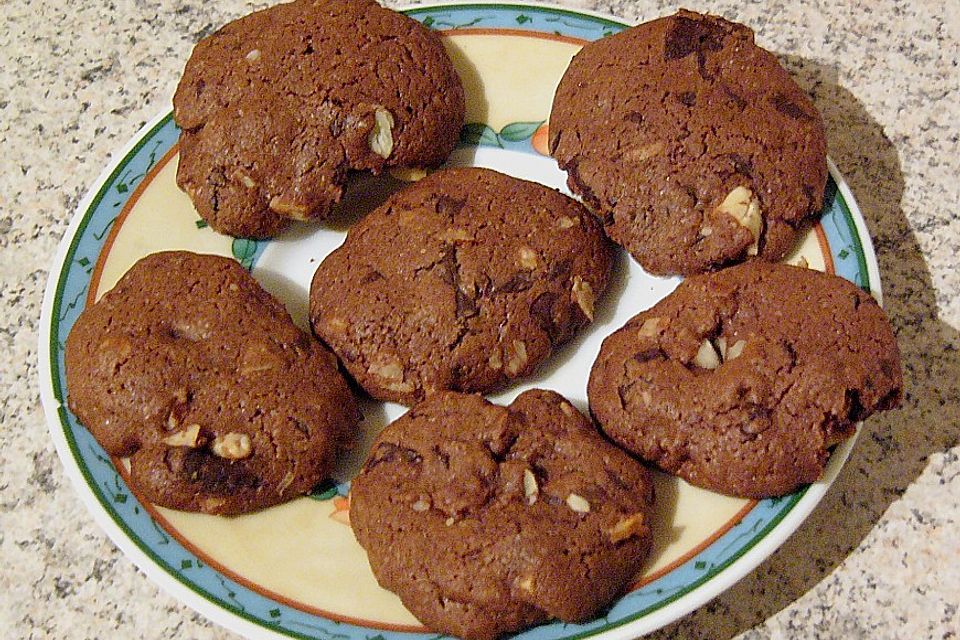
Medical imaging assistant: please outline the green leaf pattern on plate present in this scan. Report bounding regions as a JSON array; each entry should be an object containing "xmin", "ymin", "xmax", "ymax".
[
  {"xmin": 308, "ymin": 479, "xmax": 350, "ymax": 501},
  {"xmin": 231, "ymin": 237, "xmax": 259, "ymax": 271},
  {"xmin": 499, "ymin": 121, "xmax": 542, "ymax": 141},
  {"xmin": 460, "ymin": 120, "xmax": 545, "ymax": 149},
  {"xmin": 460, "ymin": 122, "xmax": 503, "ymax": 147}
]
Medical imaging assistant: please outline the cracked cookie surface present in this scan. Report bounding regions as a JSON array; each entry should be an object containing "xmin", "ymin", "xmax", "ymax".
[
  {"xmin": 350, "ymin": 390, "xmax": 655, "ymax": 640},
  {"xmin": 549, "ymin": 9, "xmax": 827, "ymax": 276},
  {"xmin": 588, "ymin": 262, "xmax": 902, "ymax": 498},
  {"xmin": 309, "ymin": 167, "xmax": 613, "ymax": 404},
  {"xmin": 65, "ymin": 251, "xmax": 360, "ymax": 515},
  {"xmin": 173, "ymin": 0, "xmax": 465, "ymax": 238}
]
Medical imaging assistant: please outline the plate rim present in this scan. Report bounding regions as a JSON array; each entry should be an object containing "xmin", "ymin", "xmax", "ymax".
[{"xmin": 37, "ymin": 4, "xmax": 878, "ymax": 639}]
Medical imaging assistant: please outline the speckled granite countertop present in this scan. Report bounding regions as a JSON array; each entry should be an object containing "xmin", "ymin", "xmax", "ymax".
[{"xmin": 2, "ymin": 0, "xmax": 958, "ymax": 638}]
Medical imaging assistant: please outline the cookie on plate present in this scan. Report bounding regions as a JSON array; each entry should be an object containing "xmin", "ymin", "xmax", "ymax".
[
  {"xmin": 174, "ymin": 0, "xmax": 465, "ymax": 238},
  {"xmin": 588, "ymin": 262, "xmax": 902, "ymax": 498},
  {"xmin": 310, "ymin": 167, "xmax": 613, "ymax": 405},
  {"xmin": 65, "ymin": 251, "xmax": 360, "ymax": 515},
  {"xmin": 549, "ymin": 10, "xmax": 827, "ymax": 275},
  {"xmin": 351, "ymin": 389, "xmax": 655, "ymax": 640}
]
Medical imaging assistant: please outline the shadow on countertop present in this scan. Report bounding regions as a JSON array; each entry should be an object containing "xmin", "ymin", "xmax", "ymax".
[{"xmin": 647, "ymin": 56, "xmax": 960, "ymax": 639}]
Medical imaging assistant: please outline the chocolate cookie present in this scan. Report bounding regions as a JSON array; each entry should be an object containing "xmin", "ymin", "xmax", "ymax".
[
  {"xmin": 588, "ymin": 262, "xmax": 902, "ymax": 498},
  {"xmin": 549, "ymin": 10, "xmax": 827, "ymax": 275},
  {"xmin": 65, "ymin": 251, "xmax": 360, "ymax": 515},
  {"xmin": 174, "ymin": 0, "xmax": 465, "ymax": 238},
  {"xmin": 351, "ymin": 390, "xmax": 655, "ymax": 640},
  {"xmin": 310, "ymin": 167, "xmax": 613, "ymax": 404}
]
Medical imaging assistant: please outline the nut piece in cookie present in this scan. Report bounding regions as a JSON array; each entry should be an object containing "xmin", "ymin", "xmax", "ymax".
[
  {"xmin": 588, "ymin": 262, "xmax": 903, "ymax": 498},
  {"xmin": 549, "ymin": 10, "xmax": 827, "ymax": 275},
  {"xmin": 350, "ymin": 390, "xmax": 655, "ymax": 640},
  {"xmin": 64, "ymin": 251, "xmax": 360, "ymax": 515},
  {"xmin": 173, "ymin": 0, "xmax": 465, "ymax": 238},
  {"xmin": 309, "ymin": 167, "xmax": 614, "ymax": 405}
]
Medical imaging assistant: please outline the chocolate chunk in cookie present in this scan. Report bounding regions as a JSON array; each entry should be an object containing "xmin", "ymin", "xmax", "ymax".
[
  {"xmin": 351, "ymin": 389, "xmax": 655, "ymax": 640},
  {"xmin": 65, "ymin": 251, "xmax": 360, "ymax": 515},
  {"xmin": 588, "ymin": 262, "xmax": 902, "ymax": 498},
  {"xmin": 550, "ymin": 10, "xmax": 827, "ymax": 275},
  {"xmin": 310, "ymin": 167, "xmax": 613, "ymax": 404},
  {"xmin": 174, "ymin": 0, "xmax": 465, "ymax": 238}
]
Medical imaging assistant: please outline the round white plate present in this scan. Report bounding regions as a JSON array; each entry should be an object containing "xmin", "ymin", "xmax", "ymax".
[{"xmin": 39, "ymin": 4, "xmax": 880, "ymax": 639}]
